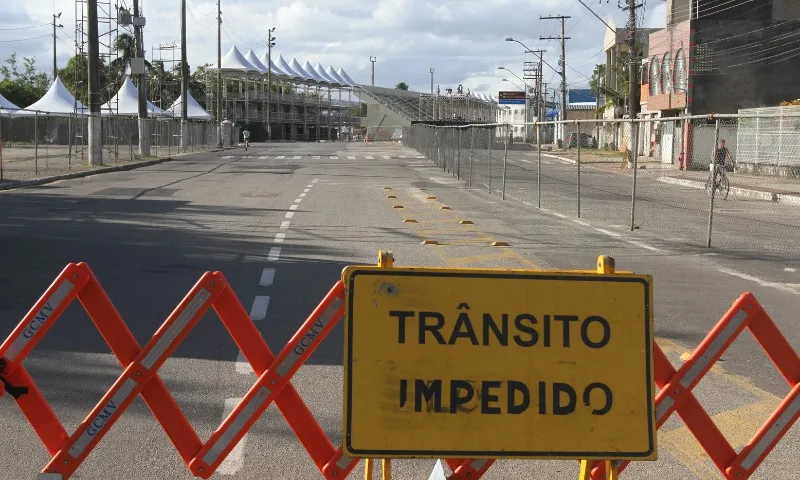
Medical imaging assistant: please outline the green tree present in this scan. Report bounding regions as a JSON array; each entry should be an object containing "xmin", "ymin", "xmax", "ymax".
[
  {"xmin": 590, "ymin": 61, "xmax": 628, "ymax": 113},
  {"xmin": 58, "ymin": 54, "xmax": 89, "ymax": 105},
  {"xmin": 395, "ymin": 82, "xmax": 409, "ymax": 91},
  {"xmin": 0, "ymin": 54, "xmax": 49, "ymax": 107}
]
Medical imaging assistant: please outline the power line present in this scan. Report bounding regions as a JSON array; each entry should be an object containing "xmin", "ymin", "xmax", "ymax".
[
  {"xmin": 187, "ymin": 3, "xmax": 215, "ymax": 29},
  {"xmin": 0, "ymin": 23, "xmax": 49, "ymax": 31},
  {"xmin": 189, "ymin": 0, "xmax": 214, "ymax": 17},
  {"xmin": 0, "ymin": 34, "xmax": 51, "ymax": 43}
]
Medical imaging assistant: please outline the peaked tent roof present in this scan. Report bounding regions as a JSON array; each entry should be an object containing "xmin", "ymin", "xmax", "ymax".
[
  {"xmin": 211, "ymin": 45, "xmax": 259, "ymax": 73},
  {"xmin": 102, "ymin": 77, "xmax": 169, "ymax": 117},
  {"xmin": 18, "ymin": 77, "xmax": 87, "ymax": 115},
  {"xmin": 244, "ymin": 50, "xmax": 268, "ymax": 73},
  {"xmin": 337, "ymin": 67, "xmax": 357, "ymax": 86},
  {"xmin": 302, "ymin": 60, "xmax": 328, "ymax": 84},
  {"xmin": 290, "ymin": 58, "xmax": 315, "ymax": 82},
  {"xmin": 325, "ymin": 66, "xmax": 350, "ymax": 86},
  {"xmin": 259, "ymin": 53, "xmax": 290, "ymax": 78},
  {"xmin": 0, "ymin": 92, "xmax": 20, "ymax": 114},
  {"xmin": 314, "ymin": 63, "xmax": 340, "ymax": 85},
  {"xmin": 277, "ymin": 55, "xmax": 305, "ymax": 81},
  {"xmin": 167, "ymin": 91, "xmax": 212, "ymax": 120}
]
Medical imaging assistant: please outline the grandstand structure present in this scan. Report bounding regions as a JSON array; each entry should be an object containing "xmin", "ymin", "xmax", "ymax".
[
  {"xmin": 203, "ymin": 45, "xmax": 500, "ymax": 142},
  {"xmin": 205, "ymin": 46, "xmax": 364, "ymax": 141},
  {"xmin": 356, "ymin": 85, "xmax": 499, "ymax": 140}
]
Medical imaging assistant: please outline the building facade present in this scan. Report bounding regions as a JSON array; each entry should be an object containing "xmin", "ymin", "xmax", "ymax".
[{"xmin": 642, "ymin": 0, "xmax": 800, "ymax": 167}]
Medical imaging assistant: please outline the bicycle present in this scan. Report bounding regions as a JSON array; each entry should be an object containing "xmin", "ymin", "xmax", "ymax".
[{"xmin": 705, "ymin": 162, "xmax": 730, "ymax": 200}]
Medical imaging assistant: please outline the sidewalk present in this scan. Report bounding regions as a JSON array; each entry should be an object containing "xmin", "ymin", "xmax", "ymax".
[
  {"xmin": 541, "ymin": 150, "xmax": 800, "ymax": 205},
  {"xmin": 658, "ymin": 170, "xmax": 800, "ymax": 205}
]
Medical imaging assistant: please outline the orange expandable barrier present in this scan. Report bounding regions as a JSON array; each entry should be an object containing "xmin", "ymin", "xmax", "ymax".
[
  {"xmin": 442, "ymin": 292, "xmax": 800, "ymax": 480},
  {"xmin": 2, "ymin": 265, "xmax": 798, "ymax": 479}
]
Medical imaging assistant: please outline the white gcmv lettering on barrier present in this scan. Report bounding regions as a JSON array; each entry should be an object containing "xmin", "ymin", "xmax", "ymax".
[{"xmin": 342, "ymin": 267, "xmax": 656, "ymax": 460}]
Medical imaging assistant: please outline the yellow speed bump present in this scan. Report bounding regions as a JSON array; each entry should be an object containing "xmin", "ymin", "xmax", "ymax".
[
  {"xmin": 387, "ymin": 195, "xmax": 397, "ymax": 199},
  {"xmin": 426, "ymin": 196, "xmax": 437, "ymax": 200},
  {"xmin": 422, "ymin": 240, "xmax": 440, "ymax": 245},
  {"xmin": 459, "ymin": 220, "xmax": 474, "ymax": 225},
  {"xmin": 403, "ymin": 219, "xmax": 418, "ymax": 223},
  {"xmin": 491, "ymin": 241, "xmax": 510, "ymax": 247},
  {"xmin": 392, "ymin": 205, "xmax": 404, "ymax": 209},
  {"xmin": 383, "ymin": 186, "xmax": 392, "ymax": 190},
  {"xmin": 440, "ymin": 206, "xmax": 451, "ymax": 210}
]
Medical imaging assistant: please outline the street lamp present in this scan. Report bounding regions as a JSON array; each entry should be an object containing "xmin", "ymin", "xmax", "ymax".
[
  {"xmin": 370, "ymin": 56, "xmax": 377, "ymax": 87},
  {"xmin": 503, "ymin": 78, "xmax": 523, "ymax": 91},
  {"xmin": 52, "ymin": 13, "xmax": 63, "ymax": 80},
  {"xmin": 267, "ymin": 27, "xmax": 276, "ymax": 142},
  {"xmin": 499, "ymin": 66, "xmax": 531, "ymax": 143},
  {"xmin": 498, "ymin": 67, "xmax": 529, "ymax": 90},
  {"xmin": 505, "ymin": 37, "xmax": 559, "ymax": 75}
]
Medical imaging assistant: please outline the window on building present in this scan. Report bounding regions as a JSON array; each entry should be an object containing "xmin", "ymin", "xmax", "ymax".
[
  {"xmin": 661, "ymin": 52, "xmax": 673, "ymax": 94},
  {"xmin": 675, "ymin": 49, "xmax": 687, "ymax": 91},
  {"xmin": 650, "ymin": 57, "xmax": 661, "ymax": 96}
]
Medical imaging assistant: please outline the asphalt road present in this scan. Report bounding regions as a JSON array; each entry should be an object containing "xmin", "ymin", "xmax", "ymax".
[{"xmin": 0, "ymin": 142, "xmax": 797, "ymax": 479}]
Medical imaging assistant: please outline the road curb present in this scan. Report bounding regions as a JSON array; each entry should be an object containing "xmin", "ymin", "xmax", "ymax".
[
  {"xmin": 657, "ymin": 176, "xmax": 800, "ymax": 205},
  {"xmin": 0, "ymin": 156, "xmax": 173, "ymax": 192}
]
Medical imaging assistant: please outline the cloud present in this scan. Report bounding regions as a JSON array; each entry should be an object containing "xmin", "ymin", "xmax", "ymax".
[{"xmin": 1, "ymin": 0, "xmax": 655, "ymax": 99}]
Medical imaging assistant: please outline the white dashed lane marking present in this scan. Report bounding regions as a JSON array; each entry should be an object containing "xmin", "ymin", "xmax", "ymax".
[
  {"xmin": 259, "ymin": 268, "xmax": 275, "ymax": 286},
  {"xmin": 268, "ymin": 246, "xmax": 282, "ymax": 261},
  {"xmin": 249, "ymin": 296, "xmax": 270, "ymax": 321}
]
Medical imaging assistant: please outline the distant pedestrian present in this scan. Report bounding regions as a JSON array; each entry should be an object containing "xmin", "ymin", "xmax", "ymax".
[{"xmin": 242, "ymin": 128, "xmax": 250, "ymax": 151}]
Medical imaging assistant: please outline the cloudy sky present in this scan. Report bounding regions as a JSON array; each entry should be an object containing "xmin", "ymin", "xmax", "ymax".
[{"xmin": 1, "ymin": 0, "xmax": 666, "ymax": 97}]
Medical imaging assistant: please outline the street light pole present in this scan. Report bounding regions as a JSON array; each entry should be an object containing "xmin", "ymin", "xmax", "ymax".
[
  {"xmin": 430, "ymin": 67, "xmax": 434, "ymax": 94},
  {"xmin": 52, "ymin": 13, "xmax": 62, "ymax": 80},
  {"xmin": 370, "ymin": 56, "xmax": 377, "ymax": 87},
  {"xmin": 266, "ymin": 27, "xmax": 276, "ymax": 142}
]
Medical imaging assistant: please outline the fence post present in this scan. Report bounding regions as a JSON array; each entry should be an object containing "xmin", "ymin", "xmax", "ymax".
[
  {"xmin": 707, "ymin": 118, "xmax": 721, "ymax": 248},
  {"xmin": 577, "ymin": 120, "xmax": 581, "ymax": 218},
  {"xmin": 488, "ymin": 127, "xmax": 493, "ymax": 194},
  {"xmin": 457, "ymin": 128, "xmax": 461, "ymax": 180},
  {"xmin": 34, "ymin": 111, "xmax": 39, "ymax": 175},
  {"xmin": 502, "ymin": 125, "xmax": 509, "ymax": 200},
  {"xmin": 629, "ymin": 119, "xmax": 639, "ymax": 231},
  {"xmin": 469, "ymin": 127, "xmax": 474, "ymax": 187},
  {"xmin": 537, "ymin": 123, "xmax": 541, "ymax": 208}
]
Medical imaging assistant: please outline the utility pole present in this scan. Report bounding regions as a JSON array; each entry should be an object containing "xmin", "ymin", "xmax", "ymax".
[
  {"xmin": 180, "ymin": 0, "xmax": 188, "ymax": 152},
  {"xmin": 133, "ymin": 0, "xmax": 150, "ymax": 157},
  {"xmin": 87, "ymin": 0, "xmax": 102, "ymax": 166},
  {"xmin": 541, "ymin": 15, "xmax": 570, "ymax": 145},
  {"xmin": 370, "ymin": 56, "xmax": 377, "ymax": 87},
  {"xmin": 52, "ymin": 13, "xmax": 62, "ymax": 80},
  {"xmin": 624, "ymin": 0, "xmax": 643, "ymax": 166},
  {"xmin": 266, "ymin": 27, "xmax": 276, "ymax": 142},
  {"xmin": 216, "ymin": 0, "xmax": 222, "ymax": 147},
  {"xmin": 430, "ymin": 68, "xmax": 434, "ymax": 94}
]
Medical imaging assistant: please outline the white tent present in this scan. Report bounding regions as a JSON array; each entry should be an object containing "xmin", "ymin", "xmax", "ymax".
[
  {"xmin": 337, "ymin": 67, "xmax": 357, "ymax": 86},
  {"xmin": 258, "ymin": 53, "xmax": 290, "ymax": 78},
  {"xmin": 0, "ymin": 92, "xmax": 20, "ymax": 115},
  {"xmin": 168, "ymin": 91, "xmax": 212, "ymax": 120},
  {"xmin": 325, "ymin": 66, "xmax": 350, "ymax": 86},
  {"xmin": 276, "ymin": 55, "xmax": 305, "ymax": 81},
  {"xmin": 244, "ymin": 49, "xmax": 268, "ymax": 74},
  {"xmin": 302, "ymin": 60, "xmax": 328, "ymax": 84},
  {"xmin": 102, "ymin": 77, "xmax": 169, "ymax": 117},
  {"xmin": 290, "ymin": 58, "xmax": 315, "ymax": 82},
  {"xmin": 17, "ymin": 77, "xmax": 87, "ymax": 115},
  {"xmin": 314, "ymin": 63, "xmax": 340, "ymax": 86},
  {"xmin": 210, "ymin": 46, "xmax": 259, "ymax": 73}
]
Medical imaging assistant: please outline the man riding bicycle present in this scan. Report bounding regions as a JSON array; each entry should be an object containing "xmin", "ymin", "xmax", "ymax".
[
  {"xmin": 242, "ymin": 128, "xmax": 251, "ymax": 151},
  {"xmin": 713, "ymin": 139, "xmax": 733, "ymax": 172}
]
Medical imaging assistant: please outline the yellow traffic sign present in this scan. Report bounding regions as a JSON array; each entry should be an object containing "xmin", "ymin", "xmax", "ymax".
[{"xmin": 342, "ymin": 266, "xmax": 655, "ymax": 460}]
